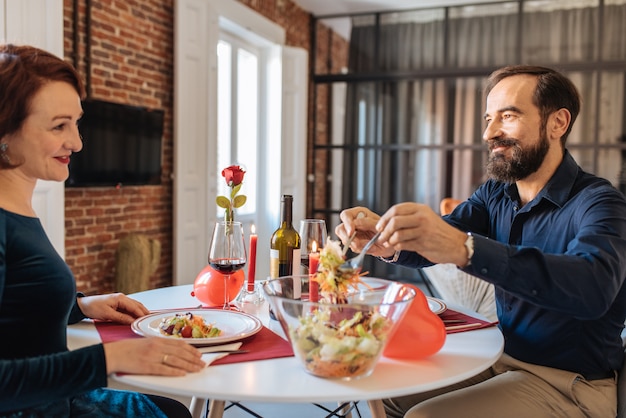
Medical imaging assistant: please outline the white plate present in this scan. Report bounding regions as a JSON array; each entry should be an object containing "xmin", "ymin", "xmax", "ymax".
[
  {"xmin": 427, "ymin": 297, "xmax": 447, "ymax": 315},
  {"xmin": 357, "ymin": 277, "xmax": 389, "ymax": 291},
  {"xmin": 356, "ymin": 279, "xmax": 447, "ymax": 314},
  {"xmin": 131, "ymin": 309, "xmax": 262, "ymax": 346}
]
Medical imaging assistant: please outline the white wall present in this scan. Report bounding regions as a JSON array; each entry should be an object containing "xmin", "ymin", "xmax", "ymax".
[{"xmin": 0, "ymin": 0, "xmax": 66, "ymax": 257}]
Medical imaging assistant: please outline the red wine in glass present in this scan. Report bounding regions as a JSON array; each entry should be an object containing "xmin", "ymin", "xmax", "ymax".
[
  {"xmin": 208, "ymin": 221, "xmax": 247, "ymax": 310},
  {"xmin": 209, "ymin": 258, "xmax": 246, "ymax": 274}
]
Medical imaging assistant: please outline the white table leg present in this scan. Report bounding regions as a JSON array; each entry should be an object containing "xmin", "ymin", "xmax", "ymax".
[
  {"xmin": 367, "ymin": 399, "xmax": 386, "ymax": 418},
  {"xmin": 207, "ymin": 399, "xmax": 226, "ymax": 418},
  {"xmin": 189, "ymin": 396, "xmax": 206, "ymax": 418}
]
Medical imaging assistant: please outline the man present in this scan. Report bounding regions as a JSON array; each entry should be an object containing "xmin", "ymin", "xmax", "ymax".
[{"xmin": 336, "ymin": 65, "xmax": 626, "ymax": 417}]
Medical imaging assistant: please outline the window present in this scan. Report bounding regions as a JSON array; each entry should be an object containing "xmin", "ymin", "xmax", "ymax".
[
  {"xmin": 310, "ymin": 0, "xmax": 626, "ymax": 282},
  {"xmin": 217, "ymin": 33, "xmax": 259, "ymax": 217},
  {"xmin": 174, "ymin": 0, "xmax": 306, "ymax": 284}
]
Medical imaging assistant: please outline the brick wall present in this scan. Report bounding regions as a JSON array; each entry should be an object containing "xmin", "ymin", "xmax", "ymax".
[
  {"xmin": 63, "ymin": 0, "xmax": 175, "ymax": 294},
  {"xmin": 62, "ymin": 0, "xmax": 340, "ymax": 295},
  {"xmin": 64, "ymin": 186, "xmax": 171, "ymax": 293}
]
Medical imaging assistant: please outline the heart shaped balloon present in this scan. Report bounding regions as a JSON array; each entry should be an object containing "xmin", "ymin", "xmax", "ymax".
[
  {"xmin": 383, "ymin": 284, "xmax": 446, "ymax": 359},
  {"xmin": 191, "ymin": 265, "xmax": 245, "ymax": 307}
]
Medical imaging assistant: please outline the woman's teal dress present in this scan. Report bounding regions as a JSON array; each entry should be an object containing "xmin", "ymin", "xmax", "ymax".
[{"xmin": 0, "ymin": 208, "xmax": 167, "ymax": 417}]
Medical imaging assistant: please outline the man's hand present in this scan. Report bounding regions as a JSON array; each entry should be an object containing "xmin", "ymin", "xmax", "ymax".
[
  {"xmin": 335, "ymin": 207, "xmax": 395, "ymax": 258},
  {"xmin": 377, "ymin": 202, "xmax": 470, "ymax": 267}
]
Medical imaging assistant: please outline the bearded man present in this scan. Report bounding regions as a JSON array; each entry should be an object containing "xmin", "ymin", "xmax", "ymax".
[{"xmin": 336, "ymin": 66, "xmax": 626, "ymax": 418}]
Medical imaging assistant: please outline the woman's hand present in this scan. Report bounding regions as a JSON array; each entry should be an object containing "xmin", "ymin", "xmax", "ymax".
[
  {"xmin": 103, "ymin": 337, "xmax": 206, "ymax": 376},
  {"xmin": 335, "ymin": 207, "xmax": 394, "ymax": 258},
  {"xmin": 77, "ymin": 293, "xmax": 150, "ymax": 324}
]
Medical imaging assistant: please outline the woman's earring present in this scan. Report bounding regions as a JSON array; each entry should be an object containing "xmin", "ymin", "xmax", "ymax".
[{"xmin": 0, "ymin": 143, "xmax": 9, "ymax": 164}]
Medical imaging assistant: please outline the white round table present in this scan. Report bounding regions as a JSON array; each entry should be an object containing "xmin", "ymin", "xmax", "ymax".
[{"xmin": 67, "ymin": 285, "xmax": 503, "ymax": 418}]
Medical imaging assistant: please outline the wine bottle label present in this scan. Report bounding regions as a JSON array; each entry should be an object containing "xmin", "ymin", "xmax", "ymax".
[
  {"xmin": 269, "ymin": 248, "xmax": 301, "ymax": 287},
  {"xmin": 269, "ymin": 249, "xmax": 280, "ymax": 279}
]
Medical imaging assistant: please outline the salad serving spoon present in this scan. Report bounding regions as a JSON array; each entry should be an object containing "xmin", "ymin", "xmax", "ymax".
[{"xmin": 338, "ymin": 231, "xmax": 382, "ymax": 274}]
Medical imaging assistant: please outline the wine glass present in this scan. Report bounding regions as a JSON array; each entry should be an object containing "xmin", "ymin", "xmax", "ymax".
[
  {"xmin": 208, "ymin": 221, "xmax": 247, "ymax": 310},
  {"xmin": 299, "ymin": 219, "xmax": 328, "ymax": 274}
]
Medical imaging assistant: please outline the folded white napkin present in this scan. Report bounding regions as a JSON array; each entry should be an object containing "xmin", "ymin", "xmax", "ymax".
[
  {"xmin": 201, "ymin": 352, "xmax": 229, "ymax": 366},
  {"xmin": 200, "ymin": 342, "xmax": 243, "ymax": 367}
]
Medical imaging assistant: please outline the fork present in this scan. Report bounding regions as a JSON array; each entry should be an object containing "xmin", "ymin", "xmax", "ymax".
[
  {"xmin": 342, "ymin": 212, "xmax": 365, "ymax": 255},
  {"xmin": 338, "ymin": 231, "xmax": 382, "ymax": 273}
]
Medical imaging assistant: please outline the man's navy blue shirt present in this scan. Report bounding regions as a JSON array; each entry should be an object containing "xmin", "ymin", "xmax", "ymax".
[{"xmin": 397, "ymin": 151, "xmax": 626, "ymax": 379}]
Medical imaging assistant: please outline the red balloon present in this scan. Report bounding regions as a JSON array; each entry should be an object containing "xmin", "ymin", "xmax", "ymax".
[
  {"xmin": 191, "ymin": 265, "xmax": 245, "ymax": 307},
  {"xmin": 383, "ymin": 284, "xmax": 446, "ymax": 360}
]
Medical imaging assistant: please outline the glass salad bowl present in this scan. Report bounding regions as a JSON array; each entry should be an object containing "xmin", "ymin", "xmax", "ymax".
[{"xmin": 262, "ymin": 276, "xmax": 415, "ymax": 380}]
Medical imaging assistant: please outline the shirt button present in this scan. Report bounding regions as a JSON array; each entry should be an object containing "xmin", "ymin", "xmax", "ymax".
[
  {"xmin": 480, "ymin": 268, "xmax": 488, "ymax": 275},
  {"xmin": 531, "ymin": 289, "xmax": 538, "ymax": 296}
]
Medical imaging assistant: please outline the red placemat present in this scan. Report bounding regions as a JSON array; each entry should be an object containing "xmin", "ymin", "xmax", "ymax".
[
  {"xmin": 440, "ymin": 309, "xmax": 498, "ymax": 334},
  {"xmin": 95, "ymin": 321, "xmax": 142, "ymax": 344},
  {"xmin": 94, "ymin": 321, "xmax": 293, "ymax": 365},
  {"xmin": 213, "ymin": 326, "xmax": 293, "ymax": 365}
]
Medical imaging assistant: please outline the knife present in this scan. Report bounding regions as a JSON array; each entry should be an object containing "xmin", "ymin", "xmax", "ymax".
[
  {"xmin": 200, "ymin": 349, "xmax": 249, "ymax": 354},
  {"xmin": 198, "ymin": 342, "xmax": 244, "ymax": 354}
]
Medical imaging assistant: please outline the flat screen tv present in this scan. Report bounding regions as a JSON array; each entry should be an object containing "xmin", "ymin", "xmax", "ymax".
[{"xmin": 66, "ymin": 99, "xmax": 164, "ymax": 187}]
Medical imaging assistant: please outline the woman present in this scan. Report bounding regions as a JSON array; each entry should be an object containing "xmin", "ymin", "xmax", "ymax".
[{"xmin": 0, "ymin": 44, "xmax": 205, "ymax": 417}]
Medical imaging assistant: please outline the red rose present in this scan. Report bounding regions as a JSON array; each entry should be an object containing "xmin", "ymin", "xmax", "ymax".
[{"xmin": 221, "ymin": 165, "xmax": 245, "ymax": 186}]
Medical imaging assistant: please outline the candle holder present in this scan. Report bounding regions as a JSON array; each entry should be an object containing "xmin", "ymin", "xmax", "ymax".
[
  {"xmin": 236, "ymin": 223, "xmax": 263, "ymax": 306},
  {"xmin": 235, "ymin": 281, "xmax": 264, "ymax": 305}
]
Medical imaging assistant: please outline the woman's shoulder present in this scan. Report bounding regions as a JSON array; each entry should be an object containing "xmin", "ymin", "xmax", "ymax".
[
  {"xmin": 0, "ymin": 207, "xmax": 44, "ymax": 244},
  {"xmin": 0, "ymin": 207, "xmax": 41, "ymax": 224},
  {"xmin": 0, "ymin": 206, "xmax": 38, "ymax": 218}
]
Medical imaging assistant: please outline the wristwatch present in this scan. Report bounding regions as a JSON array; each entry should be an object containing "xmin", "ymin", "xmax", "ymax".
[{"xmin": 464, "ymin": 232, "xmax": 474, "ymax": 265}]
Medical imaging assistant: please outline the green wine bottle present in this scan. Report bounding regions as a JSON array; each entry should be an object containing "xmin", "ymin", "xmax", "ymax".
[{"xmin": 269, "ymin": 194, "xmax": 301, "ymax": 281}]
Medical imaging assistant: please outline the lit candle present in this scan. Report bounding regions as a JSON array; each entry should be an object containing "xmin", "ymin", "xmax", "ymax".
[
  {"xmin": 247, "ymin": 224, "xmax": 257, "ymax": 291},
  {"xmin": 309, "ymin": 241, "xmax": 320, "ymax": 302}
]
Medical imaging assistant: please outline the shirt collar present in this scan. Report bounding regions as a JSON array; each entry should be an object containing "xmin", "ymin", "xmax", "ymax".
[{"xmin": 504, "ymin": 150, "xmax": 578, "ymax": 209}]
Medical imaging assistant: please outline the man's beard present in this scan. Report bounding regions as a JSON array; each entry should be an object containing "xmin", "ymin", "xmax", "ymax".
[{"xmin": 486, "ymin": 132, "xmax": 550, "ymax": 183}]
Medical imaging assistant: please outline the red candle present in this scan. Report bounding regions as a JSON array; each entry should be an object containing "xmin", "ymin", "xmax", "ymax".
[
  {"xmin": 247, "ymin": 225, "xmax": 257, "ymax": 291},
  {"xmin": 309, "ymin": 241, "xmax": 320, "ymax": 302}
]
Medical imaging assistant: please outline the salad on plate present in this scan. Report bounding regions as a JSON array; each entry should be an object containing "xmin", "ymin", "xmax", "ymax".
[{"xmin": 158, "ymin": 312, "xmax": 222, "ymax": 339}]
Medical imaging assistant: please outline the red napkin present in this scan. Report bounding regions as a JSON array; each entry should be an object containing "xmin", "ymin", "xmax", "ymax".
[
  {"xmin": 440, "ymin": 309, "xmax": 498, "ymax": 334},
  {"xmin": 94, "ymin": 321, "xmax": 293, "ymax": 365}
]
